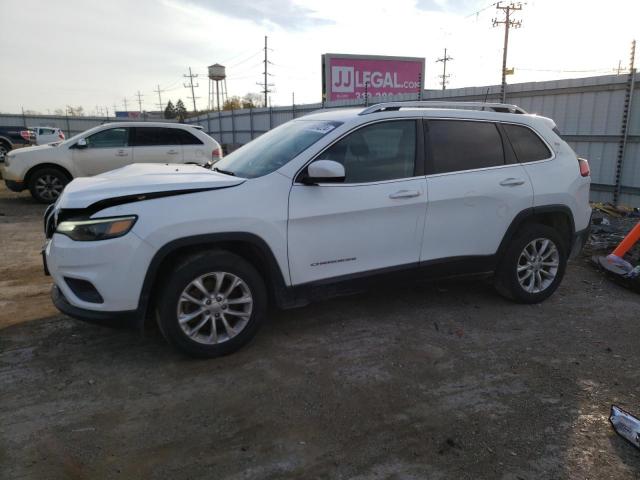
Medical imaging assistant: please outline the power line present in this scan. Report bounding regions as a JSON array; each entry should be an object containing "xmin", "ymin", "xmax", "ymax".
[
  {"xmin": 492, "ymin": 1, "xmax": 523, "ymax": 103},
  {"xmin": 183, "ymin": 67, "xmax": 200, "ymax": 112},
  {"xmin": 436, "ymin": 48, "xmax": 454, "ymax": 90},
  {"xmin": 465, "ymin": 1, "xmax": 499, "ymax": 18}
]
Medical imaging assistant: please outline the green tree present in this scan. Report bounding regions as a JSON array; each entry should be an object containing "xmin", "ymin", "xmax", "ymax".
[
  {"xmin": 223, "ymin": 96, "xmax": 242, "ymax": 111},
  {"xmin": 164, "ymin": 100, "xmax": 176, "ymax": 119},
  {"xmin": 175, "ymin": 99, "xmax": 187, "ymax": 121}
]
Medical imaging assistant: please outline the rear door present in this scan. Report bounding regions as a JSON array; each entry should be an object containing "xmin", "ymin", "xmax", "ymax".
[
  {"xmin": 174, "ymin": 128, "xmax": 210, "ymax": 165},
  {"xmin": 421, "ymin": 119, "xmax": 533, "ymax": 262},
  {"xmin": 131, "ymin": 126, "xmax": 183, "ymax": 163},
  {"xmin": 72, "ymin": 127, "xmax": 132, "ymax": 176}
]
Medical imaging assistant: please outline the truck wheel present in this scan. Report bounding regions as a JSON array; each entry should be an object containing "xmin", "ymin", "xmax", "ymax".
[
  {"xmin": 494, "ymin": 224, "xmax": 567, "ymax": 304},
  {"xmin": 0, "ymin": 142, "xmax": 9, "ymax": 162},
  {"xmin": 156, "ymin": 250, "xmax": 267, "ymax": 358},
  {"xmin": 28, "ymin": 167, "xmax": 70, "ymax": 203}
]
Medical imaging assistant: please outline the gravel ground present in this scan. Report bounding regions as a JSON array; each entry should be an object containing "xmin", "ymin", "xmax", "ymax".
[{"xmin": 1, "ymin": 184, "xmax": 640, "ymax": 479}]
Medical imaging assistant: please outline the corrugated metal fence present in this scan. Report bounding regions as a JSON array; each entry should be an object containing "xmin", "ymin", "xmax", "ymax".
[{"xmin": 186, "ymin": 74, "xmax": 640, "ymax": 206}]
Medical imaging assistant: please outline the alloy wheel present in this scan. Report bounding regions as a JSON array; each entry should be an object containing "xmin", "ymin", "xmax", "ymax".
[
  {"xmin": 516, "ymin": 238, "xmax": 560, "ymax": 293},
  {"xmin": 35, "ymin": 174, "xmax": 64, "ymax": 201},
  {"xmin": 177, "ymin": 272, "xmax": 253, "ymax": 345}
]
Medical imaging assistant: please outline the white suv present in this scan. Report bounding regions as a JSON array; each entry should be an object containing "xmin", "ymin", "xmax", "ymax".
[
  {"xmin": 2, "ymin": 122, "xmax": 222, "ymax": 203},
  {"xmin": 34, "ymin": 126, "xmax": 65, "ymax": 145},
  {"xmin": 42, "ymin": 102, "xmax": 591, "ymax": 357}
]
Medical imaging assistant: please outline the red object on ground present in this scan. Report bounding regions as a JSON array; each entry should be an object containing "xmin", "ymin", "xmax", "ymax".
[{"xmin": 612, "ymin": 221, "xmax": 640, "ymax": 258}]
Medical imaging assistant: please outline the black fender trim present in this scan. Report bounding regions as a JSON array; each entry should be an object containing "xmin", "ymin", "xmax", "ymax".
[
  {"xmin": 496, "ymin": 204, "xmax": 576, "ymax": 261},
  {"xmin": 137, "ymin": 232, "xmax": 295, "ymax": 321}
]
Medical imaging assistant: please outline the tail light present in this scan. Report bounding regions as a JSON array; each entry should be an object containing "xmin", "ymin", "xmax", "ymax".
[
  {"xmin": 212, "ymin": 147, "xmax": 223, "ymax": 160},
  {"xmin": 578, "ymin": 157, "xmax": 590, "ymax": 177},
  {"xmin": 19, "ymin": 130, "xmax": 32, "ymax": 141},
  {"xmin": 59, "ymin": 131, "xmax": 65, "ymax": 140}
]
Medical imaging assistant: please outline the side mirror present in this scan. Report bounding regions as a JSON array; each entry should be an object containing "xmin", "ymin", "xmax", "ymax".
[
  {"xmin": 75, "ymin": 138, "xmax": 87, "ymax": 149},
  {"xmin": 302, "ymin": 160, "xmax": 345, "ymax": 185}
]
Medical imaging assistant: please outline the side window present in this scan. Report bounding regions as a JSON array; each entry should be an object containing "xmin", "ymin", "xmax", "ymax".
[
  {"xmin": 85, "ymin": 128, "xmax": 128, "ymax": 148},
  {"xmin": 173, "ymin": 128, "xmax": 204, "ymax": 145},
  {"xmin": 132, "ymin": 127, "xmax": 179, "ymax": 147},
  {"xmin": 502, "ymin": 124, "xmax": 552, "ymax": 162},
  {"xmin": 43, "ymin": 128, "xmax": 55, "ymax": 135},
  {"xmin": 428, "ymin": 120, "xmax": 504, "ymax": 174},
  {"xmin": 317, "ymin": 120, "xmax": 416, "ymax": 183}
]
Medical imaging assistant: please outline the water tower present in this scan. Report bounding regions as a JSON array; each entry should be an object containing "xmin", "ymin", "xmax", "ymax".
[{"xmin": 208, "ymin": 64, "xmax": 227, "ymax": 111}]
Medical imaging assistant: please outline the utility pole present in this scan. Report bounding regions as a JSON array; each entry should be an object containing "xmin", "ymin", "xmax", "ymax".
[
  {"xmin": 183, "ymin": 67, "xmax": 200, "ymax": 112},
  {"xmin": 153, "ymin": 84, "xmax": 165, "ymax": 113},
  {"xmin": 257, "ymin": 36, "xmax": 274, "ymax": 108},
  {"xmin": 492, "ymin": 2, "xmax": 522, "ymax": 103},
  {"xmin": 436, "ymin": 48, "xmax": 453, "ymax": 91},
  {"xmin": 135, "ymin": 91, "xmax": 144, "ymax": 113},
  {"xmin": 123, "ymin": 98, "xmax": 128, "ymax": 112}
]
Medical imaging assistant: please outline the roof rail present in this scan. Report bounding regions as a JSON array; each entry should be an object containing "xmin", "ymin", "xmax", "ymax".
[{"xmin": 359, "ymin": 101, "xmax": 527, "ymax": 115}]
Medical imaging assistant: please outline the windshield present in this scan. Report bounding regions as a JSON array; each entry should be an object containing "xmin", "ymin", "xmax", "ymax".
[
  {"xmin": 213, "ymin": 119, "xmax": 342, "ymax": 179},
  {"xmin": 62, "ymin": 124, "xmax": 115, "ymax": 146}
]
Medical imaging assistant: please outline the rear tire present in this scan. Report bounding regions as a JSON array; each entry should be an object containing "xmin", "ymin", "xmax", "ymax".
[
  {"xmin": 0, "ymin": 142, "xmax": 9, "ymax": 163},
  {"xmin": 28, "ymin": 167, "xmax": 70, "ymax": 203},
  {"xmin": 156, "ymin": 250, "xmax": 267, "ymax": 358},
  {"xmin": 494, "ymin": 224, "xmax": 567, "ymax": 304}
]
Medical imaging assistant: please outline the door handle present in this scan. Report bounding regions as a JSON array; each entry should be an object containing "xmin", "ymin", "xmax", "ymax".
[
  {"xmin": 499, "ymin": 178, "xmax": 525, "ymax": 187},
  {"xmin": 167, "ymin": 150, "xmax": 179, "ymax": 155},
  {"xmin": 389, "ymin": 189, "xmax": 421, "ymax": 199},
  {"xmin": 115, "ymin": 150, "xmax": 128, "ymax": 157}
]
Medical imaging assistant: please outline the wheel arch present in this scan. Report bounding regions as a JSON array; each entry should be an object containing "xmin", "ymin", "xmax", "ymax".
[
  {"xmin": 497, "ymin": 205, "xmax": 575, "ymax": 261},
  {"xmin": 25, "ymin": 163, "xmax": 73, "ymax": 186},
  {"xmin": 0, "ymin": 136, "xmax": 13, "ymax": 149},
  {"xmin": 139, "ymin": 233, "xmax": 293, "ymax": 324}
]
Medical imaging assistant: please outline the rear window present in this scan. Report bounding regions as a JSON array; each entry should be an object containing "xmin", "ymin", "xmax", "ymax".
[
  {"xmin": 502, "ymin": 124, "xmax": 552, "ymax": 163},
  {"xmin": 173, "ymin": 128, "xmax": 203, "ymax": 145},
  {"xmin": 428, "ymin": 120, "xmax": 505, "ymax": 174},
  {"xmin": 133, "ymin": 127, "xmax": 180, "ymax": 147}
]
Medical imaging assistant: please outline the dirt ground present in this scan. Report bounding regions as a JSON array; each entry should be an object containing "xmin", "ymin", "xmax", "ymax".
[{"xmin": 1, "ymin": 184, "xmax": 640, "ymax": 480}]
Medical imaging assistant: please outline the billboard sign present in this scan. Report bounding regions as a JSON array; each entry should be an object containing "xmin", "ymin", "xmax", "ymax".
[{"xmin": 322, "ymin": 53, "xmax": 425, "ymax": 102}]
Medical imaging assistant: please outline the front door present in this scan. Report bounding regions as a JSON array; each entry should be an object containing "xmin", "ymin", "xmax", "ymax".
[
  {"xmin": 72, "ymin": 127, "xmax": 132, "ymax": 176},
  {"xmin": 421, "ymin": 119, "xmax": 534, "ymax": 262},
  {"xmin": 288, "ymin": 119, "xmax": 428, "ymax": 286}
]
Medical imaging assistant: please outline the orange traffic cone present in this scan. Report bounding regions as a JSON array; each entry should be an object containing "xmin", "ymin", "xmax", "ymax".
[{"xmin": 601, "ymin": 220, "xmax": 640, "ymax": 275}]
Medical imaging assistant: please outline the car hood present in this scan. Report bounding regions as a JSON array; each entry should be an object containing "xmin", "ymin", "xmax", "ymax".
[
  {"xmin": 57, "ymin": 163, "xmax": 246, "ymax": 210},
  {"xmin": 12, "ymin": 144, "xmax": 57, "ymax": 156}
]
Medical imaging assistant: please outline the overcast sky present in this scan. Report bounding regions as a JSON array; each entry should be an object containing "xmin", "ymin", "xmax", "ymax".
[{"xmin": 0, "ymin": 0, "xmax": 638, "ymax": 114}]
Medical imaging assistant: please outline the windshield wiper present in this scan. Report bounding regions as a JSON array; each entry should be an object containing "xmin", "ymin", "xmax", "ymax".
[{"xmin": 213, "ymin": 167, "xmax": 235, "ymax": 176}]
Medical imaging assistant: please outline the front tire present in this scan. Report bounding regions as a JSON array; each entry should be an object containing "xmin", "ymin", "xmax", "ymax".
[
  {"xmin": 156, "ymin": 251, "xmax": 267, "ymax": 358},
  {"xmin": 28, "ymin": 167, "xmax": 70, "ymax": 203},
  {"xmin": 495, "ymin": 224, "xmax": 567, "ymax": 303}
]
